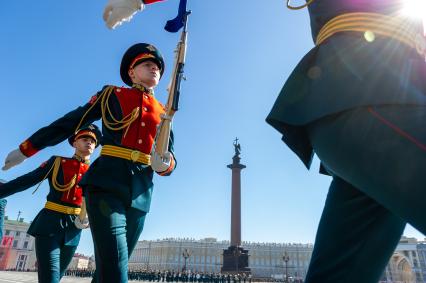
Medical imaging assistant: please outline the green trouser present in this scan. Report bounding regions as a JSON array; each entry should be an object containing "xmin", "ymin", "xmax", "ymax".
[
  {"xmin": 35, "ymin": 234, "xmax": 78, "ymax": 283},
  {"xmin": 86, "ymin": 189, "xmax": 147, "ymax": 283},
  {"xmin": 304, "ymin": 105, "xmax": 426, "ymax": 283}
]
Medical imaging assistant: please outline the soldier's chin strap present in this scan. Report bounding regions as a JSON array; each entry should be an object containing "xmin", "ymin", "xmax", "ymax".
[{"xmin": 287, "ymin": 0, "xmax": 315, "ymax": 10}]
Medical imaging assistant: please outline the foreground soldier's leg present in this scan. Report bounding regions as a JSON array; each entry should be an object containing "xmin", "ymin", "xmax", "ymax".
[
  {"xmin": 305, "ymin": 177, "xmax": 405, "ymax": 283},
  {"xmin": 308, "ymin": 105, "xmax": 426, "ymax": 234},
  {"xmin": 86, "ymin": 190, "xmax": 128, "ymax": 283},
  {"xmin": 126, "ymin": 208, "xmax": 147, "ymax": 257},
  {"xmin": 89, "ymin": 206, "xmax": 147, "ymax": 283}
]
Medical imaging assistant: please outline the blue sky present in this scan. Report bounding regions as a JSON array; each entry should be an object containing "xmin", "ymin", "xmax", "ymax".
[{"xmin": 0, "ymin": 0, "xmax": 423, "ymax": 256}]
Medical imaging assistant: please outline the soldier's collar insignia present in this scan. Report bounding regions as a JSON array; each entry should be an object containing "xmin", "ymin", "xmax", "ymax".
[
  {"xmin": 132, "ymin": 84, "xmax": 154, "ymax": 95},
  {"xmin": 73, "ymin": 154, "xmax": 90, "ymax": 165}
]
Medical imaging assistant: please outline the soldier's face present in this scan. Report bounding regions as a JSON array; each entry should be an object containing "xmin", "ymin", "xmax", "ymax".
[
  {"xmin": 129, "ymin": 60, "xmax": 160, "ymax": 88},
  {"xmin": 73, "ymin": 137, "xmax": 96, "ymax": 157}
]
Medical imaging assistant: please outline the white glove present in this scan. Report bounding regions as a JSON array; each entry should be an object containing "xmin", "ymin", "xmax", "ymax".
[
  {"xmin": 150, "ymin": 151, "xmax": 172, "ymax": 173},
  {"xmin": 74, "ymin": 217, "xmax": 90, "ymax": 229},
  {"xmin": 103, "ymin": 0, "xmax": 144, "ymax": 29},
  {"xmin": 2, "ymin": 148, "xmax": 27, "ymax": 171}
]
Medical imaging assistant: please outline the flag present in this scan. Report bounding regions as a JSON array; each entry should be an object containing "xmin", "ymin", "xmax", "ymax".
[
  {"xmin": 143, "ymin": 0, "xmax": 164, "ymax": 4},
  {"xmin": 164, "ymin": 0, "xmax": 188, "ymax": 33}
]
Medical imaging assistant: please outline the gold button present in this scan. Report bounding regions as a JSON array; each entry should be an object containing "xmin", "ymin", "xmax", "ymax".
[
  {"xmin": 73, "ymin": 197, "xmax": 76, "ymax": 200},
  {"xmin": 62, "ymin": 159, "xmax": 66, "ymax": 163},
  {"xmin": 76, "ymin": 185, "xmax": 80, "ymax": 189},
  {"xmin": 130, "ymin": 150, "xmax": 140, "ymax": 162},
  {"xmin": 143, "ymin": 107, "xmax": 148, "ymax": 112},
  {"xmin": 116, "ymin": 88, "xmax": 121, "ymax": 92},
  {"xmin": 138, "ymin": 139, "xmax": 143, "ymax": 144},
  {"xmin": 79, "ymin": 173, "xmax": 82, "ymax": 177},
  {"xmin": 144, "ymin": 95, "xmax": 148, "ymax": 99},
  {"xmin": 141, "ymin": 122, "xmax": 145, "ymax": 127}
]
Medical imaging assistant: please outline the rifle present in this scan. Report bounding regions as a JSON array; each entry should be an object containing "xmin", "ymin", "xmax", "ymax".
[{"xmin": 153, "ymin": 10, "xmax": 191, "ymax": 156}]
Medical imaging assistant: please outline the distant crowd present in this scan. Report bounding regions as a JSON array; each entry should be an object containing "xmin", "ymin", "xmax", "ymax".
[{"xmin": 63, "ymin": 269, "xmax": 303, "ymax": 283}]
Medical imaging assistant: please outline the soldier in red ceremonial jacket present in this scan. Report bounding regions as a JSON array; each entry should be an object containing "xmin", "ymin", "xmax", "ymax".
[
  {"xmin": 0, "ymin": 124, "xmax": 100, "ymax": 283},
  {"xmin": 2, "ymin": 43, "xmax": 176, "ymax": 283}
]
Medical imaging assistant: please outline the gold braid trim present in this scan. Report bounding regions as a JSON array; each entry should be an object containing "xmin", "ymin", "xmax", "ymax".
[
  {"xmin": 31, "ymin": 157, "xmax": 76, "ymax": 194},
  {"xmin": 74, "ymin": 87, "xmax": 109, "ymax": 135},
  {"xmin": 74, "ymin": 85, "xmax": 140, "ymax": 139},
  {"xmin": 101, "ymin": 86, "xmax": 140, "ymax": 138},
  {"xmin": 32, "ymin": 159, "xmax": 56, "ymax": 195},
  {"xmin": 287, "ymin": 0, "xmax": 315, "ymax": 10},
  {"xmin": 51, "ymin": 157, "xmax": 77, "ymax": 192}
]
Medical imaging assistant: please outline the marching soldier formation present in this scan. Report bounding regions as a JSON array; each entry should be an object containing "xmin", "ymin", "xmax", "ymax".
[
  {"xmin": 2, "ymin": 0, "xmax": 426, "ymax": 282},
  {"xmin": 120, "ymin": 270, "xmax": 255, "ymax": 283},
  {"xmin": 62, "ymin": 269, "xmax": 258, "ymax": 283},
  {"xmin": 2, "ymin": 42, "xmax": 176, "ymax": 283}
]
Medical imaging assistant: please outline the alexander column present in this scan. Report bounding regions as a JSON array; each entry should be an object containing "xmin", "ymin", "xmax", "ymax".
[{"xmin": 221, "ymin": 138, "xmax": 250, "ymax": 274}]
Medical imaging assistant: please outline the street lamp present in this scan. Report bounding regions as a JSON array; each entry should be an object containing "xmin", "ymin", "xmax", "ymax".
[
  {"xmin": 182, "ymin": 249, "xmax": 192, "ymax": 272},
  {"xmin": 283, "ymin": 252, "xmax": 290, "ymax": 283}
]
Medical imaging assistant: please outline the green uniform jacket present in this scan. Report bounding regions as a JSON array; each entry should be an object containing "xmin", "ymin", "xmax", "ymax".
[
  {"xmin": 0, "ymin": 156, "xmax": 87, "ymax": 245},
  {"xmin": 266, "ymin": 0, "xmax": 426, "ymax": 168}
]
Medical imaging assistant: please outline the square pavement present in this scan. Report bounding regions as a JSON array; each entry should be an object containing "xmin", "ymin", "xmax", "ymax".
[{"xmin": 0, "ymin": 271, "xmax": 145, "ymax": 283}]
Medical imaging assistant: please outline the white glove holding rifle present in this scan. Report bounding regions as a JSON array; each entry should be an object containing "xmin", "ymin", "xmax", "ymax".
[{"xmin": 150, "ymin": 151, "xmax": 172, "ymax": 173}]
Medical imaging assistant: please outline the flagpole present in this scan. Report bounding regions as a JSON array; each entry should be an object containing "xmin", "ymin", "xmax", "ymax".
[{"xmin": 153, "ymin": 0, "xmax": 191, "ymax": 156}]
